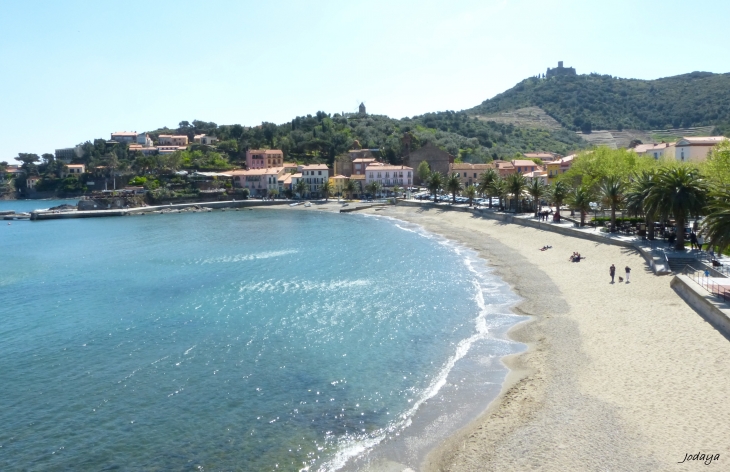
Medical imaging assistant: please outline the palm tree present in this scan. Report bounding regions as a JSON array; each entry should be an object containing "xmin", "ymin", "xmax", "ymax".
[
  {"xmin": 478, "ymin": 168, "xmax": 498, "ymax": 208},
  {"xmin": 343, "ymin": 179, "xmax": 356, "ymax": 200},
  {"xmin": 445, "ymin": 172, "xmax": 463, "ymax": 204},
  {"xmin": 392, "ymin": 184, "xmax": 402, "ymax": 199},
  {"xmin": 427, "ymin": 172, "xmax": 444, "ymax": 201},
  {"xmin": 702, "ymin": 186, "xmax": 730, "ymax": 253},
  {"xmin": 526, "ymin": 179, "xmax": 546, "ymax": 217},
  {"xmin": 464, "ymin": 184, "xmax": 477, "ymax": 206},
  {"xmin": 599, "ymin": 176, "xmax": 625, "ymax": 233},
  {"xmin": 548, "ymin": 181, "xmax": 569, "ymax": 221},
  {"xmin": 489, "ymin": 177, "xmax": 508, "ymax": 211},
  {"xmin": 294, "ymin": 179, "xmax": 308, "ymax": 199},
  {"xmin": 626, "ymin": 170, "xmax": 658, "ymax": 240},
  {"xmin": 320, "ymin": 179, "xmax": 332, "ymax": 201},
  {"xmin": 568, "ymin": 185, "xmax": 593, "ymax": 227},
  {"xmin": 647, "ymin": 166, "xmax": 708, "ymax": 250},
  {"xmin": 366, "ymin": 181, "xmax": 381, "ymax": 199},
  {"xmin": 507, "ymin": 172, "xmax": 527, "ymax": 213}
]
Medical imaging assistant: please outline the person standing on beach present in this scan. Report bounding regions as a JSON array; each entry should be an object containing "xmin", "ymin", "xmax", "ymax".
[
  {"xmin": 625, "ymin": 266, "xmax": 631, "ymax": 283},
  {"xmin": 610, "ymin": 264, "xmax": 616, "ymax": 283}
]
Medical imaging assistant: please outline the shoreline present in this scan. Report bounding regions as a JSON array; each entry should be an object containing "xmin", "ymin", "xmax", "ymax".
[{"xmin": 359, "ymin": 205, "xmax": 730, "ymax": 472}]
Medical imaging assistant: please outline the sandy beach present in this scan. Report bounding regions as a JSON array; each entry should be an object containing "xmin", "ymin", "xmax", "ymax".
[{"xmin": 356, "ymin": 205, "xmax": 730, "ymax": 471}]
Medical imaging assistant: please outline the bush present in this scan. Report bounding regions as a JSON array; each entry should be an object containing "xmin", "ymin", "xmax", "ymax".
[
  {"xmin": 129, "ymin": 176, "xmax": 147, "ymax": 186},
  {"xmin": 591, "ymin": 216, "xmax": 644, "ymax": 224}
]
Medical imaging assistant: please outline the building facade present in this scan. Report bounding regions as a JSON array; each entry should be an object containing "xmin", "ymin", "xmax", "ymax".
[
  {"xmin": 158, "ymin": 135, "xmax": 189, "ymax": 146},
  {"xmin": 403, "ymin": 143, "xmax": 454, "ymax": 185},
  {"xmin": 365, "ymin": 165, "xmax": 412, "ymax": 192},
  {"xmin": 448, "ymin": 163, "xmax": 495, "ymax": 186},
  {"xmin": 301, "ymin": 164, "xmax": 329, "ymax": 197},
  {"xmin": 246, "ymin": 149, "xmax": 285, "ymax": 169},
  {"xmin": 672, "ymin": 137, "xmax": 728, "ymax": 162},
  {"xmin": 111, "ymin": 131, "xmax": 138, "ymax": 143},
  {"xmin": 62, "ymin": 164, "xmax": 85, "ymax": 178}
]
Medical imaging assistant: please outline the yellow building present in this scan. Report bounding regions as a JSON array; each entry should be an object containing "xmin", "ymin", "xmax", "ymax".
[{"xmin": 329, "ymin": 175, "xmax": 349, "ymax": 197}]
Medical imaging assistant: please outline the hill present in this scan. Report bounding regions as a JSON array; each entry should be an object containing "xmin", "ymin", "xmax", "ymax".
[{"xmin": 467, "ymin": 71, "xmax": 730, "ymax": 134}]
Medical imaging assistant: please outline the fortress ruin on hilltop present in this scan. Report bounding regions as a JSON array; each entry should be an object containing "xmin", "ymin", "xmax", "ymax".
[{"xmin": 546, "ymin": 61, "xmax": 576, "ymax": 78}]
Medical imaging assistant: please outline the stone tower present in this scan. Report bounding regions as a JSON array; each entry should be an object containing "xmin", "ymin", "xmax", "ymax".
[
  {"xmin": 546, "ymin": 61, "xmax": 576, "ymax": 78},
  {"xmin": 359, "ymin": 102, "xmax": 366, "ymax": 116}
]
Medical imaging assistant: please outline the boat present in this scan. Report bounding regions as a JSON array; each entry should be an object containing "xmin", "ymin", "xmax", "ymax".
[
  {"xmin": 289, "ymin": 202, "xmax": 302, "ymax": 207},
  {"xmin": 303, "ymin": 202, "xmax": 312, "ymax": 207}
]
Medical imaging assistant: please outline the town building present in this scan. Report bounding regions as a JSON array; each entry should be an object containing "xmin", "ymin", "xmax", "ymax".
[
  {"xmin": 301, "ymin": 164, "xmax": 329, "ymax": 197},
  {"xmin": 671, "ymin": 136, "xmax": 728, "ymax": 162},
  {"xmin": 55, "ymin": 146, "xmax": 84, "ymax": 162},
  {"xmin": 493, "ymin": 160, "xmax": 516, "ymax": 178},
  {"xmin": 26, "ymin": 175, "xmax": 41, "ymax": 189},
  {"xmin": 246, "ymin": 149, "xmax": 285, "ymax": 169},
  {"xmin": 62, "ymin": 164, "xmax": 85, "ymax": 178},
  {"xmin": 194, "ymin": 134, "xmax": 219, "ymax": 146},
  {"xmin": 329, "ymin": 175, "xmax": 349, "ymax": 197},
  {"xmin": 290, "ymin": 173, "xmax": 304, "ymax": 196},
  {"xmin": 136, "ymin": 132, "xmax": 153, "ymax": 147},
  {"xmin": 524, "ymin": 170, "xmax": 549, "ymax": 186},
  {"xmin": 365, "ymin": 164, "xmax": 413, "ymax": 192},
  {"xmin": 231, "ymin": 167, "xmax": 286, "ymax": 197},
  {"xmin": 523, "ymin": 152, "xmax": 559, "ymax": 162},
  {"xmin": 157, "ymin": 146, "xmax": 186, "ymax": 155},
  {"xmin": 511, "ymin": 159, "xmax": 540, "ymax": 174},
  {"xmin": 448, "ymin": 163, "xmax": 496, "ymax": 186},
  {"xmin": 333, "ymin": 149, "xmax": 379, "ymax": 177},
  {"xmin": 634, "ymin": 142, "xmax": 671, "ymax": 160},
  {"xmin": 111, "ymin": 131, "xmax": 138, "ymax": 143},
  {"xmin": 158, "ymin": 135, "xmax": 189, "ymax": 146},
  {"xmin": 546, "ymin": 155, "xmax": 576, "ymax": 183},
  {"xmin": 403, "ymin": 143, "xmax": 454, "ymax": 185}
]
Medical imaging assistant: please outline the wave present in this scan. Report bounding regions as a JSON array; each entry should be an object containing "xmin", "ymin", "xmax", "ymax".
[
  {"xmin": 319, "ymin": 216, "xmax": 520, "ymax": 471},
  {"xmin": 195, "ymin": 249, "xmax": 298, "ymax": 265},
  {"xmin": 238, "ymin": 279, "xmax": 371, "ymax": 295}
]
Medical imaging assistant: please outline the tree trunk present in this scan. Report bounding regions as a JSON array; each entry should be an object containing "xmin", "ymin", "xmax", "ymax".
[
  {"xmin": 555, "ymin": 203, "xmax": 561, "ymax": 221},
  {"xmin": 675, "ymin": 215, "xmax": 686, "ymax": 251},
  {"xmin": 647, "ymin": 211, "xmax": 655, "ymax": 240},
  {"xmin": 489, "ymin": 195, "xmax": 493, "ymax": 209},
  {"xmin": 452, "ymin": 191, "xmax": 456, "ymax": 204},
  {"xmin": 610, "ymin": 204, "xmax": 616, "ymax": 232},
  {"xmin": 580, "ymin": 210, "xmax": 586, "ymax": 227}
]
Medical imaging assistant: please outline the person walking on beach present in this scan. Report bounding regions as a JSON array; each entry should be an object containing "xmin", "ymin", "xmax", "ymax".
[
  {"xmin": 625, "ymin": 265, "xmax": 631, "ymax": 283},
  {"xmin": 610, "ymin": 264, "xmax": 616, "ymax": 283}
]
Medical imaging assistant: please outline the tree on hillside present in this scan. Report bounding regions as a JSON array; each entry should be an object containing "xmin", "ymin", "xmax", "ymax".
[
  {"xmin": 599, "ymin": 176, "xmax": 625, "ymax": 232},
  {"xmin": 17, "ymin": 153, "xmax": 40, "ymax": 174},
  {"xmin": 646, "ymin": 166, "xmax": 707, "ymax": 250},
  {"xmin": 445, "ymin": 173, "xmax": 463, "ymax": 204}
]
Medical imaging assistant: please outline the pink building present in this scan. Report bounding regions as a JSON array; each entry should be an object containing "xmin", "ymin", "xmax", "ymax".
[
  {"xmin": 231, "ymin": 167, "xmax": 285, "ymax": 196},
  {"xmin": 246, "ymin": 149, "xmax": 284, "ymax": 169}
]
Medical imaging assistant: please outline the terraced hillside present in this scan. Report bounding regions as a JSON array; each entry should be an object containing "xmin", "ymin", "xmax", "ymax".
[{"xmin": 467, "ymin": 71, "xmax": 730, "ymax": 133}]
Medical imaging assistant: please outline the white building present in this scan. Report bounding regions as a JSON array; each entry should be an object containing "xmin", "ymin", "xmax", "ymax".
[
  {"xmin": 231, "ymin": 167, "xmax": 285, "ymax": 197},
  {"xmin": 136, "ymin": 132, "xmax": 153, "ymax": 147},
  {"xmin": 62, "ymin": 164, "xmax": 85, "ymax": 178},
  {"xmin": 111, "ymin": 131, "xmax": 138, "ymax": 143},
  {"xmin": 671, "ymin": 136, "xmax": 728, "ymax": 162},
  {"xmin": 158, "ymin": 135, "xmax": 189, "ymax": 146},
  {"xmin": 55, "ymin": 146, "xmax": 84, "ymax": 162},
  {"xmin": 194, "ymin": 134, "xmax": 219, "ymax": 145},
  {"xmin": 301, "ymin": 164, "xmax": 329, "ymax": 197},
  {"xmin": 365, "ymin": 164, "xmax": 413, "ymax": 192}
]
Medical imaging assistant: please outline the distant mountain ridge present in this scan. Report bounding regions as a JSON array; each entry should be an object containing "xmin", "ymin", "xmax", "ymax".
[{"xmin": 467, "ymin": 71, "xmax": 730, "ymax": 135}]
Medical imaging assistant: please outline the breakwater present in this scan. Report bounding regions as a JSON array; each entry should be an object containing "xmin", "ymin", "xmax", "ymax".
[{"xmin": 29, "ymin": 200, "xmax": 291, "ymax": 221}]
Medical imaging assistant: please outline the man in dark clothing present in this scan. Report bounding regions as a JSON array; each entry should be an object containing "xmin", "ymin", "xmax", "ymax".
[
  {"xmin": 610, "ymin": 264, "xmax": 616, "ymax": 283},
  {"xmin": 690, "ymin": 232, "xmax": 698, "ymax": 250},
  {"xmin": 625, "ymin": 266, "xmax": 631, "ymax": 283}
]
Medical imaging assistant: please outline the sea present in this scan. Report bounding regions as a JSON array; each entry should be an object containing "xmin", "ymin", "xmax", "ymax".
[{"xmin": 0, "ymin": 199, "xmax": 524, "ymax": 471}]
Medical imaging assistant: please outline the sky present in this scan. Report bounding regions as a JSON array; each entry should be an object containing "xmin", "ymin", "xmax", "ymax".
[{"xmin": 2, "ymin": 0, "xmax": 730, "ymax": 162}]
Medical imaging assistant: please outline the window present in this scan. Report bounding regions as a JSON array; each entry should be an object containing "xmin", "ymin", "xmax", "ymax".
[
  {"xmin": 318, "ymin": 171, "xmax": 322, "ymax": 175},
  {"xmin": 369, "ymin": 172, "xmax": 373, "ymax": 178},
  {"xmin": 474, "ymin": 173, "xmax": 477, "ymax": 178}
]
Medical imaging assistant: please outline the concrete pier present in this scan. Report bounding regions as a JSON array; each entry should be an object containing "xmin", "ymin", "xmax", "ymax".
[{"xmin": 30, "ymin": 200, "xmax": 291, "ymax": 221}]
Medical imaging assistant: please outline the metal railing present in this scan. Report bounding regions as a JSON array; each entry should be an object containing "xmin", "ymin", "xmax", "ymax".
[{"xmin": 682, "ymin": 266, "xmax": 730, "ymax": 302}]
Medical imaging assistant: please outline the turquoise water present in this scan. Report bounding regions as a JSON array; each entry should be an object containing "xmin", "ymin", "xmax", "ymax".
[
  {"xmin": 0, "ymin": 209, "xmax": 520, "ymax": 471},
  {"xmin": 0, "ymin": 198, "xmax": 78, "ymax": 213}
]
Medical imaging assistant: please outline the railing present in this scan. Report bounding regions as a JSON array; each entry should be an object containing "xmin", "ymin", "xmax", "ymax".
[{"xmin": 682, "ymin": 266, "xmax": 730, "ymax": 302}]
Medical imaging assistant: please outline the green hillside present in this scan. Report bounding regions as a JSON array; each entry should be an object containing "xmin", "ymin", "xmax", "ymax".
[{"xmin": 467, "ymin": 71, "xmax": 730, "ymax": 134}]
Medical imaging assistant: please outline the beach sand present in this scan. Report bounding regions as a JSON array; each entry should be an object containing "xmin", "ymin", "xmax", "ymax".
[{"xmin": 358, "ymin": 205, "xmax": 730, "ymax": 471}]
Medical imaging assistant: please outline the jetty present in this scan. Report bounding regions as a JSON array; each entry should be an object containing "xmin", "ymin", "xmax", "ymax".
[{"xmin": 30, "ymin": 200, "xmax": 291, "ymax": 221}]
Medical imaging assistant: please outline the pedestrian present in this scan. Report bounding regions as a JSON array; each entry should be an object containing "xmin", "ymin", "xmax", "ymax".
[
  {"xmin": 690, "ymin": 232, "xmax": 698, "ymax": 250},
  {"xmin": 697, "ymin": 233, "xmax": 704, "ymax": 251},
  {"xmin": 610, "ymin": 264, "xmax": 616, "ymax": 283},
  {"xmin": 625, "ymin": 265, "xmax": 631, "ymax": 283}
]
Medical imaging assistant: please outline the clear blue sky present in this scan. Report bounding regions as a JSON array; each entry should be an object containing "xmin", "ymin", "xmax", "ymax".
[{"xmin": 2, "ymin": 0, "xmax": 729, "ymax": 162}]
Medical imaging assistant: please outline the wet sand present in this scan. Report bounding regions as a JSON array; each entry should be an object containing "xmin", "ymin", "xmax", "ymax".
[{"xmin": 360, "ymin": 205, "xmax": 730, "ymax": 472}]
